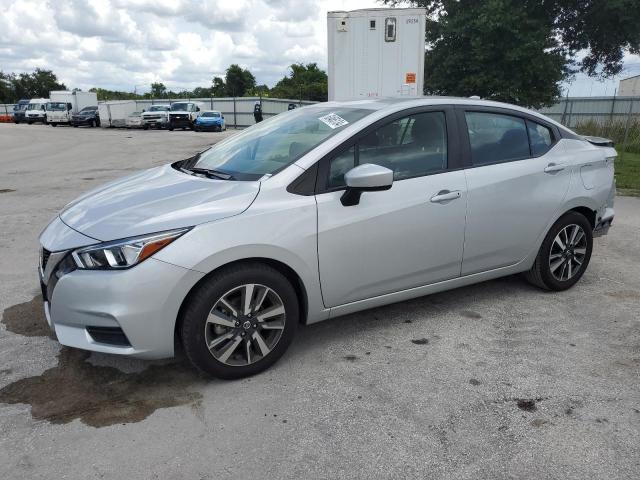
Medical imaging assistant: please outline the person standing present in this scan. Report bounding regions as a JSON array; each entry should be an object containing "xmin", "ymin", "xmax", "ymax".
[{"xmin": 253, "ymin": 101, "xmax": 263, "ymax": 123}]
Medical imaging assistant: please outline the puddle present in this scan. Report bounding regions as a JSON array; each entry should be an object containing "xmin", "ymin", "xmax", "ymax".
[
  {"xmin": 460, "ymin": 310, "xmax": 482, "ymax": 319},
  {"xmin": 411, "ymin": 338, "xmax": 429, "ymax": 345},
  {"xmin": 0, "ymin": 347, "xmax": 205, "ymax": 428},
  {"xmin": 515, "ymin": 398, "xmax": 539, "ymax": 412},
  {"xmin": 1, "ymin": 295, "xmax": 53, "ymax": 338},
  {"xmin": 0, "ymin": 188, "xmax": 16, "ymax": 193},
  {"xmin": 469, "ymin": 378, "xmax": 481, "ymax": 386},
  {"xmin": 343, "ymin": 355, "xmax": 358, "ymax": 362}
]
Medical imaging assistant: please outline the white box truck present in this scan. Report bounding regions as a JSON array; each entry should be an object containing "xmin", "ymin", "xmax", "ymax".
[
  {"xmin": 327, "ymin": 8, "xmax": 426, "ymax": 101},
  {"xmin": 24, "ymin": 98, "xmax": 49, "ymax": 124},
  {"xmin": 46, "ymin": 91, "xmax": 98, "ymax": 126},
  {"xmin": 98, "ymin": 100, "xmax": 138, "ymax": 128}
]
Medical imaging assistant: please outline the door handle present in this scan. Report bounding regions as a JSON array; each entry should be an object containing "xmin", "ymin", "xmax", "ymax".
[
  {"xmin": 430, "ymin": 190, "xmax": 461, "ymax": 203},
  {"xmin": 544, "ymin": 163, "xmax": 565, "ymax": 173}
]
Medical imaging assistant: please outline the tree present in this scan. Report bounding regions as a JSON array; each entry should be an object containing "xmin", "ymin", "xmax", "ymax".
[
  {"xmin": 211, "ymin": 76, "xmax": 226, "ymax": 97},
  {"xmin": 224, "ymin": 64, "xmax": 256, "ymax": 97},
  {"xmin": 383, "ymin": 0, "xmax": 640, "ymax": 107},
  {"xmin": 0, "ymin": 71, "xmax": 15, "ymax": 103},
  {"xmin": 10, "ymin": 68, "xmax": 66, "ymax": 100},
  {"xmin": 271, "ymin": 63, "xmax": 328, "ymax": 101},
  {"xmin": 150, "ymin": 82, "xmax": 167, "ymax": 98}
]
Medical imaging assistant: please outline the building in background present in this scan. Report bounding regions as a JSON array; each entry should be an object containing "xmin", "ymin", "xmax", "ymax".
[
  {"xmin": 618, "ymin": 74, "xmax": 640, "ymax": 97},
  {"xmin": 327, "ymin": 8, "xmax": 426, "ymax": 101}
]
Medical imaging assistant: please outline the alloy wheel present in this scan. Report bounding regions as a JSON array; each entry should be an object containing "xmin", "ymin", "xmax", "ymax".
[
  {"xmin": 549, "ymin": 224, "xmax": 587, "ymax": 282},
  {"xmin": 204, "ymin": 284, "xmax": 286, "ymax": 366}
]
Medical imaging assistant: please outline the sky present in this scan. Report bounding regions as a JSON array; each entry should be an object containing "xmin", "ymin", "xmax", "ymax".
[{"xmin": 0, "ymin": 0, "xmax": 638, "ymax": 96}]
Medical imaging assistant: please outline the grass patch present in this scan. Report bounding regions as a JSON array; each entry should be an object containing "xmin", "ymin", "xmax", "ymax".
[{"xmin": 616, "ymin": 151, "xmax": 640, "ymax": 196}]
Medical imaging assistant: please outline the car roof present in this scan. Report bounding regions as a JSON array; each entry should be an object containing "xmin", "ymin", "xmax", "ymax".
[{"xmin": 310, "ymin": 96, "xmax": 570, "ymax": 133}]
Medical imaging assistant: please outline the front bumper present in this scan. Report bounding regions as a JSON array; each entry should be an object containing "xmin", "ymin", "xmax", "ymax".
[
  {"xmin": 170, "ymin": 116, "xmax": 192, "ymax": 128},
  {"xmin": 196, "ymin": 122, "xmax": 223, "ymax": 131},
  {"xmin": 72, "ymin": 117, "xmax": 95, "ymax": 125},
  {"xmin": 39, "ymin": 219, "xmax": 204, "ymax": 359}
]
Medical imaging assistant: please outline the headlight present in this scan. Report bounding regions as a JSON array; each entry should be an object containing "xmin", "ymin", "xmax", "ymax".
[{"xmin": 71, "ymin": 228, "xmax": 189, "ymax": 270}]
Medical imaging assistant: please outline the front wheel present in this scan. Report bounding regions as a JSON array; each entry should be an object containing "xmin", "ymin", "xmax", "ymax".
[
  {"xmin": 50, "ymin": 123, "xmax": 57, "ymax": 127},
  {"xmin": 525, "ymin": 211, "xmax": 593, "ymax": 291},
  {"xmin": 181, "ymin": 263, "xmax": 299, "ymax": 379}
]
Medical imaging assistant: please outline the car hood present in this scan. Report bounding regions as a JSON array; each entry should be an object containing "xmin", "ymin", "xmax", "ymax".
[{"xmin": 59, "ymin": 164, "xmax": 260, "ymax": 241}]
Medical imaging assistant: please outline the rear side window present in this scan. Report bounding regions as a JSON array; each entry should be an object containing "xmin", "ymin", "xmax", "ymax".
[
  {"xmin": 527, "ymin": 120, "xmax": 554, "ymax": 156},
  {"xmin": 465, "ymin": 112, "xmax": 530, "ymax": 166}
]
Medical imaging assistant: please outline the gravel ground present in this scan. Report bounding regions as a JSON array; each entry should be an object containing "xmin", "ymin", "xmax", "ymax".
[{"xmin": 0, "ymin": 123, "xmax": 638, "ymax": 480}]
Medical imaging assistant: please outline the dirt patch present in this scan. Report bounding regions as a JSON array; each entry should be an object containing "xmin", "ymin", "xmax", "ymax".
[
  {"xmin": 605, "ymin": 290, "xmax": 640, "ymax": 300},
  {"xmin": 0, "ymin": 348, "xmax": 205, "ymax": 428},
  {"xmin": 469, "ymin": 378, "xmax": 481, "ymax": 386},
  {"xmin": 460, "ymin": 310, "xmax": 482, "ymax": 319},
  {"xmin": 343, "ymin": 355, "xmax": 358, "ymax": 362},
  {"xmin": 411, "ymin": 338, "xmax": 429, "ymax": 345},
  {"xmin": 1, "ymin": 295, "xmax": 53, "ymax": 338},
  {"xmin": 530, "ymin": 419, "xmax": 549, "ymax": 427},
  {"xmin": 0, "ymin": 188, "xmax": 16, "ymax": 193},
  {"xmin": 516, "ymin": 399, "xmax": 538, "ymax": 412}
]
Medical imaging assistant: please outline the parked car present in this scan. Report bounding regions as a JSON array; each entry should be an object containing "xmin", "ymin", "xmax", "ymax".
[
  {"xmin": 142, "ymin": 105, "xmax": 170, "ymax": 129},
  {"xmin": 194, "ymin": 110, "xmax": 226, "ymax": 131},
  {"xmin": 38, "ymin": 98, "xmax": 616, "ymax": 379},
  {"xmin": 125, "ymin": 111, "xmax": 143, "ymax": 128},
  {"xmin": 168, "ymin": 101, "xmax": 202, "ymax": 130},
  {"xmin": 25, "ymin": 98, "xmax": 49, "ymax": 124},
  {"xmin": 12, "ymin": 99, "xmax": 30, "ymax": 123},
  {"xmin": 71, "ymin": 106, "xmax": 100, "ymax": 127}
]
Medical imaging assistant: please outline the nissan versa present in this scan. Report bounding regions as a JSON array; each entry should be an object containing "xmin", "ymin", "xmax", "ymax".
[{"xmin": 39, "ymin": 98, "xmax": 616, "ymax": 378}]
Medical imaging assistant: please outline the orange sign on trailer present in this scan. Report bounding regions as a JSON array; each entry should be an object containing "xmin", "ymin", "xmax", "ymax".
[{"xmin": 405, "ymin": 73, "xmax": 417, "ymax": 84}]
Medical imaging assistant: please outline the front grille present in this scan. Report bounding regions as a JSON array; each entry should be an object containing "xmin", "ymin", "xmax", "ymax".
[
  {"xmin": 171, "ymin": 114, "xmax": 189, "ymax": 120},
  {"xmin": 41, "ymin": 248, "xmax": 51, "ymax": 271},
  {"xmin": 145, "ymin": 115, "xmax": 164, "ymax": 120},
  {"xmin": 86, "ymin": 326, "xmax": 132, "ymax": 347}
]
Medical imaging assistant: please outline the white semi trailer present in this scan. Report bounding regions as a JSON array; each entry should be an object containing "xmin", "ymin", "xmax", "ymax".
[
  {"xmin": 327, "ymin": 8, "xmax": 426, "ymax": 101},
  {"xmin": 46, "ymin": 91, "xmax": 98, "ymax": 126}
]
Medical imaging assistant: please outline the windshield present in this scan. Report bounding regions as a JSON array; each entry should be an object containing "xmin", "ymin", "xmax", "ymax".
[
  {"xmin": 192, "ymin": 106, "xmax": 372, "ymax": 180},
  {"xmin": 80, "ymin": 107, "xmax": 96, "ymax": 112},
  {"xmin": 171, "ymin": 103, "xmax": 189, "ymax": 111},
  {"xmin": 201, "ymin": 112, "xmax": 220, "ymax": 118},
  {"xmin": 27, "ymin": 103, "xmax": 43, "ymax": 110},
  {"xmin": 14, "ymin": 103, "xmax": 28, "ymax": 111},
  {"xmin": 130, "ymin": 112, "xmax": 142, "ymax": 117},
  {"xmin": 46, "ymin": 102, "xmax": 66, "ymax": 111},
  {"xmin": 149, "ymin": 105, "xmax": 169, "ymax": 111}
]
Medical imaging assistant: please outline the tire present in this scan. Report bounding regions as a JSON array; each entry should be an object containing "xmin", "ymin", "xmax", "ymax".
[
  {"xmin": 27, "ymin": 120, "xmax": 33, "ymax": 125},
  {"xmin": 51, "ymin": 123, "xmax": 57, "ymax": 127},
  {"xmin": 525, "ymin": 211, "xmax": 593, "ymax": 291},
  {"xmin": 181, "ymin": 262, "xmax": 299, "ymax": 379},
  {"xmin": 73, "ymin": 123, "xmax": 78, "ymax": 127},
  {"xmin": 168, "ymin": 124, "xmax": 174, "ymax": 131},
  {"xmin": 143, "ymin": 124, "xmax": 148, "ymax": 130}
]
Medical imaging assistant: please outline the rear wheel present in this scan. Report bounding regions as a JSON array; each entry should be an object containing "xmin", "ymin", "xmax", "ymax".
[
  {"xmin": 525, "ymin": 211, "xmax": 593, "ymax": 291},
  {"xmin": 181, "ymin": 263, "xmax": 298, "ymax": 379}
]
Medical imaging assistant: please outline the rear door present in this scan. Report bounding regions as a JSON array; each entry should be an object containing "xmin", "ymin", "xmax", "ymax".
[
  {"xmin": 316, "ymin": 106, "xmax": 468, "ymax": 307},
  {"xmin": 459, "ymin": 108, "xmax": 572, "ymax": 275}
]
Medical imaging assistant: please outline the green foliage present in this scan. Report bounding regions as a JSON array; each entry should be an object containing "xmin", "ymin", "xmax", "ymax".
[
  {"xmin": 384, "ymin": 0, "xmax": 640, "ymax": 107},
  {"xmin": 150, "ymin": 82, "xmax": 167, "ymax": 98},
  {"xmin": 211, "ymin": 77, "xmax": 226, "ymax": 97},
  {"xmin": 270, "ymin": 63, "xmax": 328, "ymax": 101},
  {"xmin": 0, "ymin": 68, "xmax": 66, "ymax": 102},
  {"xmin": 224, "ymin": 64, "xmax": 256, "ymax": 97}
]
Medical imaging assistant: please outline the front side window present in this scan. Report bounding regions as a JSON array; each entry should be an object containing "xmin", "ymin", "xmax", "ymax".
[
  {"xmin": 526, "ymin": 120, "xmax": 554, "ymax": 156},
  {"xmin": 193, "ymin": 107, "xmax": 372, "ymax": 180},
  {"xmin": 327, "ymin": 111, "xmax": 448, "ymax": 188},
  {"xmin": 465, "ymin": 112, "xmax": 530, "ymax": 166}
]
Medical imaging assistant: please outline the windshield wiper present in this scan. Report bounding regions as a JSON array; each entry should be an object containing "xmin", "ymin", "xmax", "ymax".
[{"xmin": 181, "ymin": 166, "xmax": 234, "ymax": 180}]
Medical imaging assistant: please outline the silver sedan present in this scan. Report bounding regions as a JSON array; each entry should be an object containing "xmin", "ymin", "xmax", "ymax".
[{"xmin": 39, "ymin": 97, "xmax": 616, "ymax": 378}]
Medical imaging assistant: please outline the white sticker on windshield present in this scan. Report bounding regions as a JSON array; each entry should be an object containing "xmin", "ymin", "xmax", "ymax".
[{"xmin": 318, "ymin": 112, "xmax": 349, "ymax": 129}]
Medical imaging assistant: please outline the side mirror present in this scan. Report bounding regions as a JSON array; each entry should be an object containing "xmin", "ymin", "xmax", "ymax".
[
  {"xmin": 341, "ymin": 164, "xmax": 393, "ymax": 206},
  {"xmin": 67, "ymin": 103, "xmax": 72, "ymax": 110},
  {"xmin": 196, "ymin": 107, "xmax": 200, "ymax": 112},
  {"xmin": 222, "ymin": 115, "xmax": 224, "ymax": 119}
]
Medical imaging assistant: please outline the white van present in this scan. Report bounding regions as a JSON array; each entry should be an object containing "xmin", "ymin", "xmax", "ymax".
[
  {"xmin": 47, "ymin": 91, "xmax": 98, "ymax": 126},
  {"xmin": 25, "ymin": 98, "xmax": 49, "ymax": 124}
]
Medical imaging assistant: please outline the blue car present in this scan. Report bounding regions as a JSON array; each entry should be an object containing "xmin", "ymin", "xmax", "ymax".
[{"xmin": 194, "ymin": 110, "xmax": 226, "ymax": 132}]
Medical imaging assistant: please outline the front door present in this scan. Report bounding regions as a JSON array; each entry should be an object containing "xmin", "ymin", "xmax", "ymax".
[{"xmin": 316, "ymin": 109, "xmax": 468, "ymax": 307}]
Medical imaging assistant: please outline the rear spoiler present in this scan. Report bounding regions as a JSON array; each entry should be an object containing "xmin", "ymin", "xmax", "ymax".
[{"xmin": 583, "ymin": 136, "xmax": 615, "ymax": 148}]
